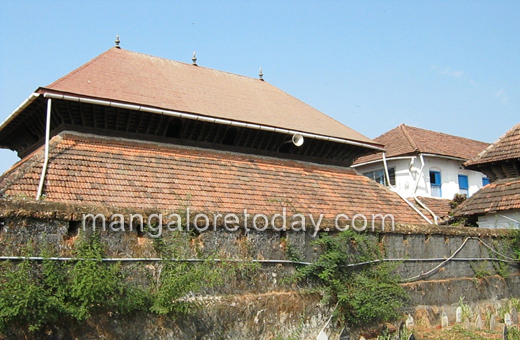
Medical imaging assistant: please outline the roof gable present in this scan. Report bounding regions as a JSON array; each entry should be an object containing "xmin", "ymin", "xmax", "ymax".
[
  {"xmin": 354, "ymin": 124, "xmax": 489, "ymax": 164},
  {"xmin": 465, "ymin": 122, "xmax": 520, "ymax": 167},
  {"xmin": 41, "ymin": 48, "xmax": 375, "ymax": 146}
]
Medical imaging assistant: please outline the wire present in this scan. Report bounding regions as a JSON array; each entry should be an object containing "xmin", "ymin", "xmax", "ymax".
[{"xmin": 0, "ymin": 237, "xmax": 517, "ymax": 284}]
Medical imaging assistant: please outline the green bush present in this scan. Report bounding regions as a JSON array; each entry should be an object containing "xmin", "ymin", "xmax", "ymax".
[
  {"xmin": 0, "ymin": 231, "xmax": 242, "ymax": 333},
  {"xmin": 512, "ymin": 228, "xmax": 520, "ymax": 260},
  {"xmin": 290, "ymin": 230, "xmax": 407, "ymax": 326}
]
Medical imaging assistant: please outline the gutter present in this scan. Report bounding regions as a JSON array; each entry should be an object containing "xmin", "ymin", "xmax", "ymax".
[
  {"xmin": 421, "ymin": 153, "xmax": 467, "ymax": 162},
  {"xmin": 0, "ymin": 93, "xmax": 40, "ymax": 131},
  {"xmin": 41, "ymin": 92, "xmax": 385, "ymax": 152}
]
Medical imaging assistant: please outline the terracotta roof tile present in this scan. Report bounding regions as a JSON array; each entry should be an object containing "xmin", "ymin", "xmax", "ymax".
[
  {"xmin": 0, "ymin": 132, "xmax": 426, "ymax": 225},
  {"xmin": 454, "ymin": 177, "xmax": 520, "ymax": 215},
  {"xmin": 354, "ymin": 124, "xmax": 489, "ymax": 164},
  {"xmin": 465, "ymin": 122, "xmax": 520, "ymax": 166},
  {"xmin": 413, "ymin": 196, "xmax": 453, "ymax": 220},
  {"xmin": 39, "ymin": 47, "xmax": 376, "ymax": 146}
]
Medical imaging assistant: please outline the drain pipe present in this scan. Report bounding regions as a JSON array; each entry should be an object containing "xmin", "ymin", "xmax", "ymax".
[
  {"xmin": 394, "ymin": 190, "xmax": 433, "ymax": 224},
  {"xmin": 36, "ymin": 98, "xmax": 52, "ymax": 200},
  {"xmin": 382, "ymin": 152, "xmax": 432, "ymax": 224},
  {"xmin": 382, "ymin": 152, "xmax": 393, "ymax": 189},
  {"xmin": 414, "ymin": 197, "xmax": 438, "ymax": 225},
  {"xmin": 413, "ymin": 154, "xmax": 426, "ymax": 195},
  {"xmin": 412, "ymin": 154, "xmax": 439, "ymax": 224}
]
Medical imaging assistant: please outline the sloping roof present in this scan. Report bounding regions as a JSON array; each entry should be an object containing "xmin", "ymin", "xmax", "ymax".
[
  {"xmin": 465, "ymin": 122, "xmax": 520, "ymax": 167},
  {"xmin": 414, "ymin": 196, "xmax": 453, "ymax": 219},
  {"xmin": 30, "ymin": 47, "xmax": 377, "ymax": 147},
  {"xmin": 454, "ymin": 177, "xmax": 520, "ymax": 216},
  {"xmin": 354, "ymin": 124, "xmax": 489, "ymax": 165},
  {"xmin": 0, "ymin": 132, "xmax": 426, "ymax": 225}
]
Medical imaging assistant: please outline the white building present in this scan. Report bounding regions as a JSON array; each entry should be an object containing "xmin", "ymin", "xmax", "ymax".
[
  {"xmin": 353, "ymin": 124, "xmax": 490, "ymax": 222},
  {"xmin": 455, "ymin": 123, "xmax": 520, "ymax": 229}
]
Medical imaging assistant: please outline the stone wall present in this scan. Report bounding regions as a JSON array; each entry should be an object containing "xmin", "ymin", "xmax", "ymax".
[{"xmin": 0, "ymin": 198, "xmax": 518, "ymax": 339}]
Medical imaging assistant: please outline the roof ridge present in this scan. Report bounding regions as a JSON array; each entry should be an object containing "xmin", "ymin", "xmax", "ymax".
[
  {"xmin": 405, "ymin": 124, "xmax": 491, "ymax": 145},
  {"xmin": 119, "ymin": 48, "xmax": 268, "ymax": 83},
  {"xmin": 466, "ymin": 122, "xmax": 520, "ymax": 165},
  {"xmin": 400, "ymin": 124, "xmax": 419, "ymax": 152}
]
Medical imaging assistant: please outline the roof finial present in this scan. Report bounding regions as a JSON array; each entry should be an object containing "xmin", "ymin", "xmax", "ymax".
[
  {"xmin": 192, "ymin": 51, "xmax": 197, "ymax": 66},
  {"xmin": 115, "ymin": 34, "xmax": 120, "ymax": 48},
  {"xmin": 259, "ymin": 67, "xmax": 264, "ymax": 81}
]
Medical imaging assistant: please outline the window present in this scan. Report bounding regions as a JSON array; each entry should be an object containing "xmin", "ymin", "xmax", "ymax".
[
  {"xmin": 363, "ymin": 168, "xmax": 395, "ymax": 187},
  {"xmin": 429, "ymin": 170, "xmax": 442, "ymax": 197},
  {"xmin": 458, "ymin": 174, "xmax": 469, "ymax": 196},
  {"xmin": 482, "ymin": 177, "xmax": 490, "ymax": 186}
]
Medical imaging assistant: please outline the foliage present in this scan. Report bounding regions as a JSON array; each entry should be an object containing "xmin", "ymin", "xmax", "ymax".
[
  {"xmin": 290, "ymin": 230, "xmax": 407, "ymax": 326},
  {"xmin": 0, "ymin": 258, "xmax": 62, "ymax": 332},
  {"xmin": 458, "ymin": 296, "xmax": 472, "ymax": 322},
  {"xmin": 149, "ymin": 233, "xmax": 222, "ymax": 315},
  {"xmin": 0, "ymin": 231, "xmax": 248, "ymax": 333},
  {"xmin": 512, "ymin": 228, "xmax": 520, "ymax": 260},
  {"xmin": 509, "ymin": 326, "xmax": 520, "ymax": 340},
  {"xmin": 469, "ymin": 261, "xmax": 492, "ymax": 278},
  {"xmin": 450, "ymin": 193, "xmax": 467, "ymax": 210}
]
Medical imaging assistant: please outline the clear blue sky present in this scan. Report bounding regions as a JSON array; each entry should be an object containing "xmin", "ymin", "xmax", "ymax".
[{"xmin": 1, "ymin": 1, "xmax": 519, "ymax": 174}]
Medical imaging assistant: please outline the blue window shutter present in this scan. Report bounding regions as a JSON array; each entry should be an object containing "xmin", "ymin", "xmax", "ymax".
[
  {"xmin": 482, "ymin": 177, "xmax": 490, "ymax": 186},
  {"xmin": 458, "ymin": 175, "xmax": 469, "ymax": 190}
]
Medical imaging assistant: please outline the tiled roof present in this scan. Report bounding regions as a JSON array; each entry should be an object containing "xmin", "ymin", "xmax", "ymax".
[
  {"xmin": 454, "ymin": 177, "xmax": 520, "ymax": 216},
  {"xmin": 0, "ymin": 132, "xmax": 426, "ymax": 225},
  {"xmin": 414, "ymin": 196, "xmax": 453, "ymax": 219},
  {"xmin": 36, "ymin": 47, "xmax": 377, "ymax": 146},
  {"xmin": 465, "ymin": 123, "xmax": 520, "ymax": 167},
  {"xmin": 354, "ymin": 124, "xmax": 489, "ymax": 164}
]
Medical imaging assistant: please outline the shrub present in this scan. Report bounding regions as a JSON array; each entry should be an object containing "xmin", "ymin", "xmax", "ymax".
[{"xmin": 290, "ymin": 230, "xmax": 407, "ymax": 326}]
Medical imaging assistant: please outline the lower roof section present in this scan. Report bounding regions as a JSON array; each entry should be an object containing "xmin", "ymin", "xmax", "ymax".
[
  {"xmin": 455, "ymin": 177, "xmax": 520, "ymax": 216},
  {"xmin": 413, "ymin": 196, "xmax": 453, "ymax": 222},
  {"xmin": 0, "ymin": 131, "xmax": 426, "ymax": 225}
]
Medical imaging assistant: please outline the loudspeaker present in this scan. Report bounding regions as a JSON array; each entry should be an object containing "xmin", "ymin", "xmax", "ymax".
[{"xmin": 292, "ymin": 133, "xmax": 304, "ymax": 147}]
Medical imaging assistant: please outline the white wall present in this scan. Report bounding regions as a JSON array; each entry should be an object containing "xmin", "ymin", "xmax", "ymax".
[
  {"xmin": 477, "ymin": 210, "xmax": 520, "ymax": 229},
  {"xmin": 354, "ymin": 154, "xmax": 489, "ymax": 200}
]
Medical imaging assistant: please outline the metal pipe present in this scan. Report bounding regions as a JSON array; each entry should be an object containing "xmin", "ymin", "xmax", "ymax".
[
  {"xmin": 42, "ymin": 92, "xmax": 385, "ymax": 151},
  {"xmin": 413, "ymin": 153, "xmax": 426, "ymax": 196},
  {"xmin": 394, "ymin": 190, "xmax": 433, "ymax": 224},
  {"xmin": 414, "ymin": 196, "xmax": 438, "ymax": 225},
  {"xmin": 351, "ymin": 156, "xmax": 416, "ymax": 168},
  {"xmin": 0, "ymin": 256, "xmax": 516, "ymax": 264},
  {"xmin": 497, "ymin": 214, "xmax": 520, "ymax": 225},
  {"xmin": 382, "ymin": 152, "xmax": 393, "ymax": 189},
  {"xmin": 36, "ymin": 98, "xmax": 52, "ymax": 200}
]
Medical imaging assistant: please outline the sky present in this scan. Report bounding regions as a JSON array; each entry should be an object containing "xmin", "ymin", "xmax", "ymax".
[{"xmin": 0, "ymin": 1, "xmax": 519, "ymax": 175}]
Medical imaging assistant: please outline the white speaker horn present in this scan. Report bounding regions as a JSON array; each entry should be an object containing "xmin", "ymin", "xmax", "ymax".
[{"xmin": 292, "ymin": 133, "xmax": 304, "ymax": 147}]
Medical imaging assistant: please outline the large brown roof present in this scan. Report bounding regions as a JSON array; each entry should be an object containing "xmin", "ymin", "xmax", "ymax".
[
  {"xmin": 465, "ymin": 122, "xmax": 520, "ymax": 167},
  {"xmin": 36, "ymin": 47, "xmax": 377, "ymax": 147},
  {"xmin": 454, "ymin": 177, "xmax": 520, "ymax": 216},
  {"xmin": 0, "ymin": 132, "xmax": 426, "ymax": 225},
  {"xmin": 354, "ymin": 124, "xmax": 489, "ymax": 164}
]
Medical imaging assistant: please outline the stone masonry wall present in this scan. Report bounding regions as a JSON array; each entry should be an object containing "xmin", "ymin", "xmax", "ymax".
[{"xmin": 0, "ymin": 198, "xmax": 518, "ymax": 339}]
